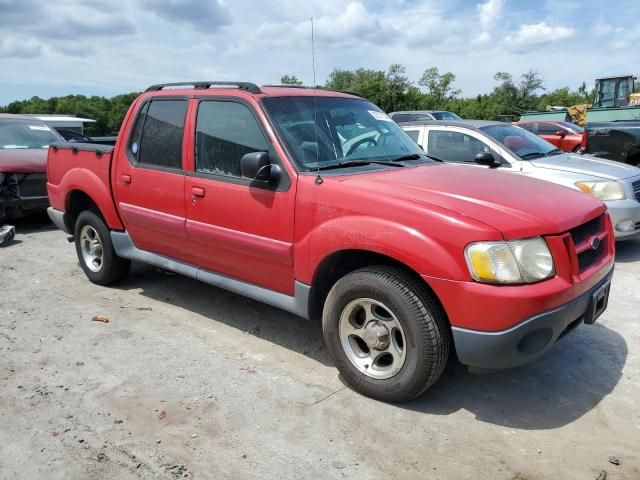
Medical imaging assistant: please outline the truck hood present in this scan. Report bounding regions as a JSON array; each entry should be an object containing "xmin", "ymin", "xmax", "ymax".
[
  {"xmin": 530, "ymin": 152, "xmax": 640, "ymax": 180},
  {"xmin": 0, "ymin": 148, "xmax": 47, "ymax": 173},
  {"xmin": 342, "ymin": 163, "xmax": 605, "ymax": 239}
]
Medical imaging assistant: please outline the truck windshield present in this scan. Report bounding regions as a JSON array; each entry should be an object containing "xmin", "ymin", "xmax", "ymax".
[
  {"xmin": 0, "ymin": 121, "xmax": 62, "ymax": 149},
  {"xmin": 262, "ymin": 96, "xmax": 426, "ymax": 171},
  {"xmin": 481, "ymin": 123, "xmax": 559, "ymax": 159}
]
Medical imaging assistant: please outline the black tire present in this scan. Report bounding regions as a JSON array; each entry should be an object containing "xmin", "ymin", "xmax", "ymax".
[
  {"xmin": 322, "ymin": 266, "xmax": 450, "ymax": 402},
  {"xmin": 74, "ymin": 210, "xmax": 130, "ymax": 285}
]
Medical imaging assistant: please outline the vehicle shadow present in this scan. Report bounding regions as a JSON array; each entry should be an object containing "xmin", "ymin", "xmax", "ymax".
[
  {"xmin": 117, "ymin": 264, "xmax": 627, "ymax": 430},
  {"xmin": 117, "ymin": 264, "xmax": 332, "ymax": 366},
  {"xmin": 10, "ymin": 212, "xmax": 56, "ymax": 235},
  {"xmin": 401, "ymin": 321, "xmax": 627, "ymax": 430},
  {"xmin": 615, "ymin": 238, "xmax": 640, "ymax": 263}
]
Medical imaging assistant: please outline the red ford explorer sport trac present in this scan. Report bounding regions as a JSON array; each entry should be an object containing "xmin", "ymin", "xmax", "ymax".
[{"xmin": 45, "ymin": 82, "xmax": 614, "ymax": 402}]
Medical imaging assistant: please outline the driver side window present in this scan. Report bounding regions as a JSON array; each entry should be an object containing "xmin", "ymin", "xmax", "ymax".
[{"xmin": 427, "ymin": 130, "xmax": 491, "ymax": 163}]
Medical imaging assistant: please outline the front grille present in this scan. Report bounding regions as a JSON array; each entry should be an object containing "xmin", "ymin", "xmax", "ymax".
[
  {"xmin": 16, "ymin": 173, "xmax": 47, "ymax": 198},
  {"xmin": 577, "ymin": 239, "xmax": 605, "ymax": 271},
  {"xmin": 632, "ymin": 179, "xmax": 640, "ymax": 202},
  {"xmin": 569, "ymin": 215, "xmax": 602, "ymax": 246},
  {"xmin": 569, "ymin": 214, "xmax": 606, "ymax": 273}
]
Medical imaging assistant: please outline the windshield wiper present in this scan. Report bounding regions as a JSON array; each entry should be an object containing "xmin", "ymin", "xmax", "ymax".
[
  {"xmin": 520, "ymin": 152, "xmax": 547, "ymax": 160},
  {"xmin": 389, "ymin": 152, "xmax": 443, "ymax": 163},
  {"xmin": 316, "ymin": 160, "xmax": 406, "ymax": 171},
  {"xmin": 546, "ymin": 149, "xmax": 563, "ymax": 156}
]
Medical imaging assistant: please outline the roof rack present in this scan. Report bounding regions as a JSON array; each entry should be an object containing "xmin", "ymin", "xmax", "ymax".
[
  {"xmin": 145, "ymin": 81, "xmax": 262, "ymax": 94},
  {"xmin": 260, "ymin": 84, "xmax": 364, "ymax": 98}
]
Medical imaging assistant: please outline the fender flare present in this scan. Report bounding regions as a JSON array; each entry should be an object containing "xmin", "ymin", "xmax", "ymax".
[{"xmin": 61, "ymin": 168, "xmax": 123, "ymax": 230}]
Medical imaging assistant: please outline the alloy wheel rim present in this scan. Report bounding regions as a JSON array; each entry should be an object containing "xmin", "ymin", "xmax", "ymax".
[
  {"xmin": 79, "ymin": 225, "xmax": 104, "ymax": 273},
  {"xmin": 338, "ymin": 298, "xmax": 407, "ymax": 380}
]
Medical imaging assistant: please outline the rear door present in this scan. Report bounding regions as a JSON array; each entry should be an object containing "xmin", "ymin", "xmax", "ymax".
[
  {"xmin": 537, "ymin": 122, "xmax": 562, "ymax": 148},
  {"xmin": 183, "ymin": 98, "xmax": 297, "ymax": 295},
  {"xmin": 113, "ymin": 98, "xmax": 190, "ymax": 260}
]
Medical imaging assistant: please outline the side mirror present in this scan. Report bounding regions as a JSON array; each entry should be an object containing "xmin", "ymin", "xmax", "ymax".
[
  {"xmin": 555, "ymin": 130, "xmax": 567, "ymax": 138},
  {"xmin": 240, "ymin": 151, "xmax": 281, "ymax": 185},
  {"xmin": 474, "ymin": 152, "xmax": 501, "ymax": 168}
]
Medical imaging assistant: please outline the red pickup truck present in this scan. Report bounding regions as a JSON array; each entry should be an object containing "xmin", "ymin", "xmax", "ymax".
[{"xmin": 47, "ymin": 82, "xmax": 614, "ymax": 402}]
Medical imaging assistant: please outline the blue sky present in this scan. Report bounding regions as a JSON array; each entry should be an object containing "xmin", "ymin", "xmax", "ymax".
[{"xmin": 0, "ymin": 0, "xmax": 639, "ymax": 106}]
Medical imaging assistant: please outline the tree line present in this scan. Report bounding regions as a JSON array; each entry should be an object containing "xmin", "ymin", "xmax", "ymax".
[{"xmin": 1, "ymin": 65, "xmax": 594, "ymax": 135}]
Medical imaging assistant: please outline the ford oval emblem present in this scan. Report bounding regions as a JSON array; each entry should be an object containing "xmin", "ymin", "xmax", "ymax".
[{"xmin": 590, "ymin": 237, "xmax": 601, "ymax": 251}]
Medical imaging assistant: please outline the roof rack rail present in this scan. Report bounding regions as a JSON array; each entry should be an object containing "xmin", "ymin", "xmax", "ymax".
[
  {"xmin": 145, "ymin": 81, "xmax": 262, "ymax": 94},
  {"xmin": 260, "ymin": 84, "xmax": 365, "ymax": 98},
  {"xmin": 261, "ymin": 84, "xmax": 308, "ymax": 89}
]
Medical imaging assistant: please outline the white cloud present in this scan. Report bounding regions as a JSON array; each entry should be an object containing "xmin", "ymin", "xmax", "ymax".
[
  {"xmin": 478, "ymin": 0, "xmax": 504, "ymax": 30},
  {"xmin": 505, "ymin": 22, "xmax": 575, "ymax": 47}
]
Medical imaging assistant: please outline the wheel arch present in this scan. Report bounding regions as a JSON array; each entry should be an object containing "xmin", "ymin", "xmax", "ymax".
[
  {"xmin": 308, "ymin": 248, "xmax": 448, "ymax": 325},
  {"xmin": 60, "ymin": 169, "xmax": 124, "ymax": 232}
]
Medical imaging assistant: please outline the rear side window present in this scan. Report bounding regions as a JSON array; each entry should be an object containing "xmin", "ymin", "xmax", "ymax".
[
  {"xmin": 517, "ymin": 123, "xmax": 535, "ymax": 132},
  {"xmin": 427, "ymin": 130, "xmax": 491, "ymax": 163},
  {"xmin": 537, "ymin": 123, "xmax": 559, "ymax": 135},
  {"xmin": 195, "ymin": 101, "xmax": 268, "ymax": 177},
  {"xmin": 404, "ymin": 129, "xmax": 420, "ymax": 143},
  {"xmin": 392, "ymin": 114, "xmax": 413, "ymax": 123},
  {"xmin": 136, "ymin": 100, "xmax": 188, "ymax": 169}
]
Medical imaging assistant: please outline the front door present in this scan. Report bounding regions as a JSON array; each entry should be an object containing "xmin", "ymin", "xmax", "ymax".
[
  {"xmin": 113, "ymin": 98, "xmax": 190, "ymax": 260},
  {"xmin": 183, "ymin": 98, "xmax": 297, "ymax": 295}
]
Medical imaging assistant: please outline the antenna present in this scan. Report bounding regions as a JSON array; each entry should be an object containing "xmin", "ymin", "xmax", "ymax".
[{"xmin": 311, "ymin": 17, "xmax": 323, "ymax": 185}]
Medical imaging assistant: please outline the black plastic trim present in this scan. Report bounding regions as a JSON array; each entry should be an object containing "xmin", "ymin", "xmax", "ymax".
[
  {"xmin": 452, "ymin": 268, "xmax": 614, "ymax": 370},
  {"xmin": 51, "ymin": 142, "xmax": 114, "ymax": 155}
]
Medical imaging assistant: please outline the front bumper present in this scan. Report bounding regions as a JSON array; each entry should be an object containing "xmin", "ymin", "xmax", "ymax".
[
  {"xmin": 606, "ymin": 199, "xmax": 640, "ymax": 240},
  {"xmin": 1, "ymin": 172, "xmax": 49, "ymax": 219},
  {"xmin": 450, "ymin": 268, "xmax": 613, "ymax": 369}
]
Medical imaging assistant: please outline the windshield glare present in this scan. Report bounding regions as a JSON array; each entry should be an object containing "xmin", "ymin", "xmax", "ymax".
[
  {"xmin": 0, "ymin": 121, "xmax": 62, "ymax": 149},
  {"xmin": 262, "ymin": 97, "xmax": 425, "ymax": 171},
  {"xmin": 481, "ymin": 123, "xmax": 558, "ymax": 158},
  {"xmin": 431, "ymin": 111, "xmax": 461, "ymax": 120}
]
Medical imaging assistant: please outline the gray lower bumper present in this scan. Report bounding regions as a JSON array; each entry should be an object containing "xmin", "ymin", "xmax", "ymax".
[
  {"xmin": 47, "ymin": 207, "xmax": 71, "ymax": 234},
  {"xmin": 452, "ymin": 269, "xmax": 614, "ymax": 370}
]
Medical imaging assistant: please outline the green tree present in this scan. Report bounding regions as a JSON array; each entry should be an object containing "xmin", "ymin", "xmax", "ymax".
[
  {"xmin": 280, "ymin": 74, "xmax": 303, "ymax": 85},
  {"xmin": 418, "ymin": 67, "xmax": 461, "ymax": 109}
]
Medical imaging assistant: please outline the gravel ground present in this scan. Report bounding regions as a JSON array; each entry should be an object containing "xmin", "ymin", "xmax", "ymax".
[{"xmin": 1, "ymin": 215, "xmax": 639, "ymax": 480}]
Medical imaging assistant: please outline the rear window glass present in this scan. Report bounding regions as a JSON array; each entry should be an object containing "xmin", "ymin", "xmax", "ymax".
[{"xmin": 137, "ymin": 100, "xmax": 188, "ymax": 169}]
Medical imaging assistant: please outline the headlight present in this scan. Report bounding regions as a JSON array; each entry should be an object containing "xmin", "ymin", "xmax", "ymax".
[
  {"xmin": 465, "ymin": 237, "xmax": 555, "ymax": 284},
  {"xmin": 575, "ymin": 180, "xmax": 626, "ymax": 201}
]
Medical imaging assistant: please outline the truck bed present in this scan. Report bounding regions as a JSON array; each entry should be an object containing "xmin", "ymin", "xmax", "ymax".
[{"xmin": 46, "ymin": 142, "xmax": 122, "ymax": 230}]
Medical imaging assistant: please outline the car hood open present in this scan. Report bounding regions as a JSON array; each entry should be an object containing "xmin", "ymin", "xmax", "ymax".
[
  {"xmin": 0, "ymin": 148, "xmax": 47, "ymax": 173},
  {"xmin": 530, "ymin": 152, "xmax": 640, "ymax": 180},
  {"xmin": 342, "ymin": 163, "xmax": 605, "ymax": 239}
]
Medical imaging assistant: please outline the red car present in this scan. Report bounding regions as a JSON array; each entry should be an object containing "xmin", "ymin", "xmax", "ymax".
[
  {"xmin": 514, "ymin": 120, "xmax": 584, "ymax": 152},
  {"xmin": 0, "ymin": 114, "xmax": 63, "ymax": 218},
  {"xmin": 46, "ymin": 82, "xmax": 614, "ymax": 401}
]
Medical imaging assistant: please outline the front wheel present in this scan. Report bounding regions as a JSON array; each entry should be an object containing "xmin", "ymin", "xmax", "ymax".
[
  {"xmin": 322, "ymin": 266, "xmax": 450, "ymax": 402},
  {"xmin": 74, "ymin": 210, "xmax": 130, "ymax": 285}
]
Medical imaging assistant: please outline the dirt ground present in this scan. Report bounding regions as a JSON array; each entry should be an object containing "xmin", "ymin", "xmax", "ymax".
[{"xmin": 1, "ymin": 215, "xmax": 639, "ymax": 480}]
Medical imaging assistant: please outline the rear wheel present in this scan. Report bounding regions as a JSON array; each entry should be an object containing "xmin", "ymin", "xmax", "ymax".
[
  {"xmin": 322, "ymin": 266, "xmax": 450, "ymax": 402},
  {"xmin": 74, "ymin": 210, "xmax": 130, "ymax": 285}
]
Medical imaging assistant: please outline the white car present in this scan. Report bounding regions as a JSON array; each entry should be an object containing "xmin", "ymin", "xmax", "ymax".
[{"xmin": 401, "ymin": 120, "xmax": 640, "ymax": 240}]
